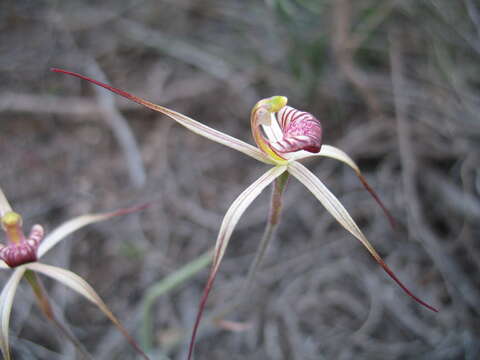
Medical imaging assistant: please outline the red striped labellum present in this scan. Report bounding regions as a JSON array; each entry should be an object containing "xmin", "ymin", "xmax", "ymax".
[{"xmin": 251, "ymin": 97, "xmax": 322, "ymax": 162}]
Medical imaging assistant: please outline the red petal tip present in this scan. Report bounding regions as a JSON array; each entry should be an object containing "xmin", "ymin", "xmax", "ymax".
[{"xmin": 376, "ymin": 256, "xmax": 438, "ymax": 313}]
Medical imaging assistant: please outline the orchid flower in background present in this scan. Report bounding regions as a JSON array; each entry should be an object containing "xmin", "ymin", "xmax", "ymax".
[
  {"xmin": 0, "ymin": 187, "xmax": 149, "ymax": 360},
  {"xmin": 52, "ymin": 68, "xmax": 438, "ymax": 360}
]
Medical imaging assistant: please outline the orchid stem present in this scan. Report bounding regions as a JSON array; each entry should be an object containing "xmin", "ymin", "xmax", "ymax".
[
  {"xmin": 214, "ymin": 172, "xmax": 289, "ymax": 323},
  {"xmin": 243, "ymin": 171, "xmax": 289, "ymax": 293},
  {"xmin": 24, "ymin": 270, "xmax": 93, "ymax": 360}
]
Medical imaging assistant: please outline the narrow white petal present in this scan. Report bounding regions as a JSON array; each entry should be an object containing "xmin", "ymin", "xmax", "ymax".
[
  {"xmin": 51, "ymin": 69, "xmax": 274, "ymax": 165},
  {"xmin": 187, "ymin": 165, "xmax": 287, "ymax": 359},
  {"xmin": 287, "ymin": 145, "xmax": 359, "ymax": 168},
  {"xmin": 0, "ymin": 267, "xmax": 26, "ymax": 360},
  {"xmin": 213, "ymin": 165, "xmax": 287, "ymax": 273},
  {"xmin": 317, "ymin": 145, "xmax": 359, "ymax": 171},
  {"xmin": 38, "ymin": 205, "xmax": 146, "ymax": 258},
  {"xmin": 38, "ymin": 214, "xmax": 111, "ymax": 258},
  {"xmin": 157, "ymin": 106, "xmax": 274, "ymax": 164},
  {"xmin": 288, "ymin": 161, "xmax": 438, "ymax": 312},
  {"xmin": 291, "ymin": 145, "xmax": 396, "ymax": 228},
  {"xmin": 288, "ymin": 161, "xmax": 378, "ymax": 257},
  {"xmin": 25, "ymin": 263, "xmax": 101, "ymax": 304},
  {"xmin": 0, "ymin": 188, "xmax": 12, "ymax": 217},
  {"xmin": 25, "ymin": 263, "xmax": 149, "ymax": 359},
  {"xmin": 0, "ymin": 262, "xmax": 9, "ymax": 270}
]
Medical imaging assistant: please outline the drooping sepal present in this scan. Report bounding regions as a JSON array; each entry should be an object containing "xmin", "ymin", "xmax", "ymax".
[
  {"xmin": 187, "ymin": 166, "xmax": 288, "ymax": 360},
  {"xmin": 0, "ymin": 267, "xmax": 26, "ymax": 360},
  {"xmin": 25, "ymin": 262, "xmax": 150, "ymax": 360},
  {"xmin": 288, "ymin": 161, "xmax": 438, "ymax": 313}
]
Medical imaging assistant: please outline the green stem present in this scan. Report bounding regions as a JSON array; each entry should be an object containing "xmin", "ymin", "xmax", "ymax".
[
  {"xmin": 140, "ymin": 249, "xmax": 213, "ymax": 352},
  {"xmin": 24, "ymin": 270, "xmax": 54, "ymax": 319},
  {"xmin": 213, "ymin": 172, "xmax": 289, "ymax": 322},
  {"xmin": 243, "ymin": 171, "xmax": 289, "ymax": 292},
  {"xmin": 24, "ymin": 270, "xmax": 93, "ymax": 360}
]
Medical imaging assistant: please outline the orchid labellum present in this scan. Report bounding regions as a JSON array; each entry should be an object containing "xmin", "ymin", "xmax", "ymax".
[
  {"xmin": 52, "ymin": 68, "xmax": 437, "ymax": 360},
  {"xmin": 0, "ymin": 187, "xmax": 149, "ymax": 360},
  {"xmin": 251, "ymin": 96, "xmax": 322, "ymax": 160}
]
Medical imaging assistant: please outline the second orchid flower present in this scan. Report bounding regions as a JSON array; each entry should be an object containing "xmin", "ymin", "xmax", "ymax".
[{"xmin": 0, "ymin": 186, "xmax": 149, "ymax": 360}]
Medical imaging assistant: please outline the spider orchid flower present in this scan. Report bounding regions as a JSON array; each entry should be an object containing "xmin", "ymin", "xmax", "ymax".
[
  {"xmin": 0, "ymin": 187, "xmax": 149, "ymax": 360},
  {"xmin": 51, "ymin": 69, "xmax": 438, "ymax": 359}
]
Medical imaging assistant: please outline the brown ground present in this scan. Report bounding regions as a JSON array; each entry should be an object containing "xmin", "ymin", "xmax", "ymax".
[{"xmin": 0, "ymin": 1, "xmax": 479, "ymax": 359}]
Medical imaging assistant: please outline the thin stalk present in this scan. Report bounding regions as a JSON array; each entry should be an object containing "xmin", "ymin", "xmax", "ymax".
[
  {"xmin": 243, "ymin": 171, "xmax": 289, "ymax": 293},
  {"xmin": 140, "ymin": 248, "xmax": 213, "ymax": 351},
  {"xmin": 141, "ymin": 173, "xmax": 290, "ymax": 353},
  {"xmin": 214, "ymin": 172, "xmax": 290, "ymax": 322},
  {"xmin": 24, "ymin": 270, "xmax": 93, "ymax": 360}
]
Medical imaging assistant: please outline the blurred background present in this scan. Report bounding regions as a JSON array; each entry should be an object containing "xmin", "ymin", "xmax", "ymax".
[{"xmin": 0, "ymin": 0, "xmax": 479, "ymax": 359}]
